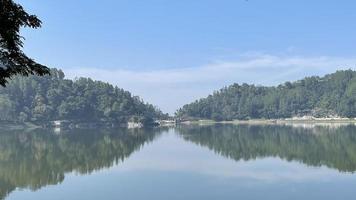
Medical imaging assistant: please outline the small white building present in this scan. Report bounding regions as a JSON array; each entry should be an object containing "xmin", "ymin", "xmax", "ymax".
[
  {"xmin": 127, "ymin": 122, "xmax": 143, "ymax": 129},
  {"xmin": 51, "ymin": 120, "xmax": 70, "ymax": 127}
]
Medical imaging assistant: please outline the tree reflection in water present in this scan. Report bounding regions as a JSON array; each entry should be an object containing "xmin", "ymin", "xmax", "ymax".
[
  {"xmin": 1, "ymin": 124, "xmax": 356, "ymax": 199},
  {"xmin": 177, "ymin": 124, "xmax": 356, "ymax": 173},
  {"xmin": 0, "ymin": 127, "xmax": 166, "ymax": 199}
]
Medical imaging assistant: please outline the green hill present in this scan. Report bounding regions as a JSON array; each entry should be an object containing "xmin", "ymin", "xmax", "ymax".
[
  {"xmin": 0, "ymin": 69, "xmax": 167, "ymax": 125},
  {"xmin": 176, "ymin": 70, "xmax": 356, "ymax": 120}
]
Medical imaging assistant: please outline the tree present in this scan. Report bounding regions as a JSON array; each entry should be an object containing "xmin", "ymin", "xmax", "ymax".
[
  {"xmin": 176, "ymin": 70, "xmax": 356, "ymax": 120},
  {"xmin": 0, "ymin": 94, "xmax": 14, "ymax": 120},
  {"xmin": 0, "ymin": 0, "xmax": 50, "ymax": 86},
  {"xmin": 0, "ymin": 68, "xmax": 168, "ymax": 124}
]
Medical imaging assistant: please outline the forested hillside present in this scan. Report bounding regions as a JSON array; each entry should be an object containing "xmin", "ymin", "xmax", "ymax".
[
  {"xmin": 0, "ymin": 69, "xmax": 167, "ymax": 124},
  {"xmin": 176, "ymin": 70, "xmax": 356, "ymax": 120}
]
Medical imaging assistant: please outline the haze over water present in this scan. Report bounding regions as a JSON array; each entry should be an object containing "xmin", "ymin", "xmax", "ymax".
[{"xmin": 2, "ymin": 124, "xmax": 356, "ymax": 200}]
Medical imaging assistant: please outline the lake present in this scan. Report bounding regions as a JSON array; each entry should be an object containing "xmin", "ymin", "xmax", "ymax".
[{"xmin": 1, "ymin": 124, "xmax": 356, "ymax": 200}]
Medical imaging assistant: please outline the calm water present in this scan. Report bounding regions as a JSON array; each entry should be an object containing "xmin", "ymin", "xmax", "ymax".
[{"xmin": 1, "ymin": 124, "xmax": 356, "ymax": 200}]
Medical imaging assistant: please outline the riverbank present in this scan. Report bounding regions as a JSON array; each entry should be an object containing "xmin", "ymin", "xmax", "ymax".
[
  {"xmin": 0, "ymin": 122, "xmax": 41, "ymax": 130},
  {"xmin": 179, "ymin": 118, "xmax": 356, "ymax": 126}
]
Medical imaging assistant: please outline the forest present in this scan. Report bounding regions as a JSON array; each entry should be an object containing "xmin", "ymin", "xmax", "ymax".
[
  {"xmin": 176, "ymin": 70, "xmax": 356, "ymax": 120},
  {"xmin": 0, "ymin": 69, "xmax": 168, "ymax": 125}
]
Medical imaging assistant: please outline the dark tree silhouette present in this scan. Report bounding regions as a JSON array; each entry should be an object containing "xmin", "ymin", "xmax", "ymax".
[{"xmin": 0, "ymin": 0, "xmax": 49, "ymax": 86}]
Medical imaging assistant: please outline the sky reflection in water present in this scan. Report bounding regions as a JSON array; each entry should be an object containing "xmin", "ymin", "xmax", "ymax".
[{"xmin": 3, "ymin": 124, "xmax": 356, "ymax": 200}]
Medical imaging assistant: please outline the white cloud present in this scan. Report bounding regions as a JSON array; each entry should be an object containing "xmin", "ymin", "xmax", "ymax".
[{"xmin": 63, "ymin": 53, "xmax": 356, "ymax": 114}]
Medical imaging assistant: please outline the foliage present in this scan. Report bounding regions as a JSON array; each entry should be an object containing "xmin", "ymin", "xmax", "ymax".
[
  {"xmin": 0, "ymin": 0, "xmax": 50, "ymax": 86},
  {"xmin": 176, "ymin": 70, "xmax": 356, "ymax": 120},
  {"xmin": 0, "ymin": 68, "xmax": 168, "ymax": 123}
]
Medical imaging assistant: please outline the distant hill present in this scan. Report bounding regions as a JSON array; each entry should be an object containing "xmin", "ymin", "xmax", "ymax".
[
  {"xmin": 176, "ymin": 70, "xmax": 356, "ymax": 120},
  {"xmin": 0, "ymin": 69, "xmax": 167, "ymax": 124}
]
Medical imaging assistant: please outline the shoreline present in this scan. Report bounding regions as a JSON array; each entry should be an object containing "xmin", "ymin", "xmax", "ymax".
[
  {"xmin": 179, "ymin": 118, "xmax": 356, "ymax": 126},
  {"xmin": 2, "ymin": 118, "xmax": 355, "ymax": 131},
  {"xmin": 0, "ymin": 122, "xmax": 41, "ymax": 130}
]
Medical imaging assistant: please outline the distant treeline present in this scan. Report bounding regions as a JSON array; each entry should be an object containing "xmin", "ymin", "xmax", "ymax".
[
  {"xmin": 176, "ymin": 70, "xmax": 356, "ymax": 120},
  {"xmin": 0, "ymin": 69, "xmax": 168, "ymax": 124}
]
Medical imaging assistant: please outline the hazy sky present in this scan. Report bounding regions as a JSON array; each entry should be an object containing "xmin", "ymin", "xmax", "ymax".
[{"xmin": 18, "ymin": 0, "xmax": 356, "ymax": 114}]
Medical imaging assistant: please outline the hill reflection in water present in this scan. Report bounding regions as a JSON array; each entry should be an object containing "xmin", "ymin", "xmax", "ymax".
[
  {"xmin": 1, "ymin": 124, "xmax": 356, "ymax": 199},
  {"xmin": 177, "ymin": 124, "xmax": 356, "ymax": 173},
  {"xmin": 0, "ymin": 127, "xmax": 166, "ymax": 199}
]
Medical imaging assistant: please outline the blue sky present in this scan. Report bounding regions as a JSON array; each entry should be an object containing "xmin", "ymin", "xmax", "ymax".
[{"xmin": 18, "ymin": 0, "xmax": 356, "ymax": 114}]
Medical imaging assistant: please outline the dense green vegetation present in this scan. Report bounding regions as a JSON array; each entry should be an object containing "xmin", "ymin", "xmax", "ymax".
[
  {"xmin": 178, "ymin": 124, "xmax": 356, "ymax": 172},
  {"xmin": 0, "ymin": 0, "xmax": 50, "ymax": 86},
  {"xmin": 0, "ymin": 69, "xmax": 167, "ymax": 125},
  {"xmin": 0, "ymin": 127, "xmax": 166, "ymax": 199},
  {"xmin": 176, "ymin": 70, "xmax": 356, "ymax": 120}
]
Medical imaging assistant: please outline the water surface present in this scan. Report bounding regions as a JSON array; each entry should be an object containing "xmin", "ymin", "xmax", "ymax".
[{"xmin": 1, "ymin": 124, "xmax": 356, "ymax": 199}]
